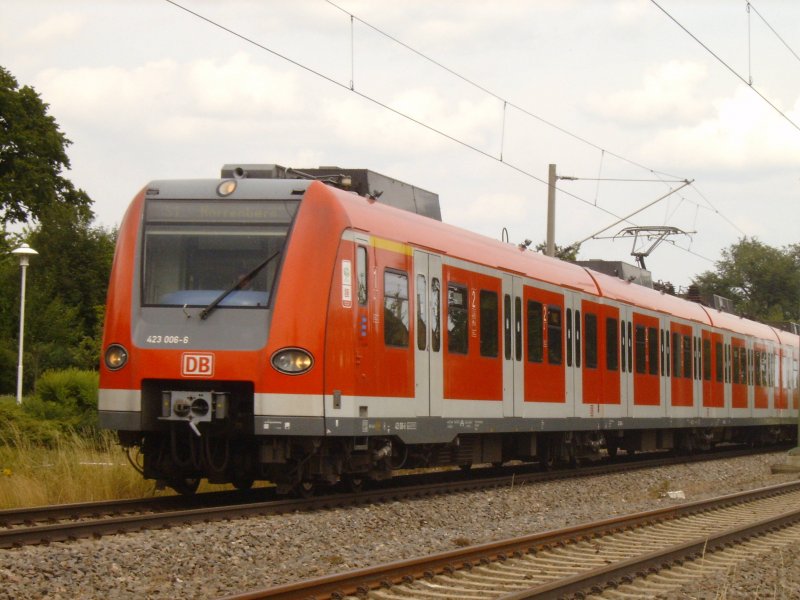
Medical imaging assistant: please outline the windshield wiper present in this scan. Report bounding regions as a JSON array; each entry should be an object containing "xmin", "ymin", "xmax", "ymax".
[{"xmin": 199, "ymin": 250, "xmax": 281, "ymax": 320}]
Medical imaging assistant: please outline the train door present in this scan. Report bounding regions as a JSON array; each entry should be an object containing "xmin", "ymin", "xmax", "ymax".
[
  {"xmin": 565, "ymin": 293, "xmax": 582, "ymax": 416},
  {"xmin": 722, "ymin": 333, "xmax": 732, "ymax": 417},
  {"xmin": 630, "ymin": 310, "xmax": 663, "ymax": 418},
  {"xmin": 521, "ymin": 283, "xmax": 568, "ymax": 418},
  {"xmin": 703, "ymin": 330, "xmax": 725, "ymax": 417},
  {"xmin": 413, "ymin": 250, "xmax": 443, "ymax": 418},
  {"xmin": 501, "ymin": 274, "xmax": 523, "ymax": 418},
  {"xmin": 669, "ymin": 321, "xmax": 695, "ymax": 419},
  {"xmin": 730, "ymin": 336, "xmax": 749, "ymax": 417},
  {"xmin": 619, "ymin": 304, "xmax": 634, "ymax": 418},
  {"xmin": 659, "ymin": 319, "xmax": 671, "ymax": 413},
  {"xmin": 752, "ymin": 341, "xmax": 770, "ymax": 413}
]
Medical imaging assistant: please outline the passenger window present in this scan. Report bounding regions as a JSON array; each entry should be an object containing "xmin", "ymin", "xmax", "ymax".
[
  {"xmin": 755, "ymin": 350, "xmax": 762, "ymax": 386},
  {"xmin": 585, "ymin": 313, "xmax": 597, "ymax": 369},
  {"xmin": 606, "ymin": 317, "xmax": 618, "ymax": 371},
  {"xmin": 620, "ymin": 321, "xmax": 626, "ymax": 372},
  {"xmin": 527, "ymin": 301, "xmax": 544, "ymax": 363},
  {"xmin": 383, "ymin": 270, "xmax": 409, "ymax": 347},
  {"xmin": 575, "ymin": 310, "xmax": 582, "ymax": 368},
  {"xmin": 503, "ymin": 294, "xmax": 512, "ymax": 360},
  {"xmin": 447, "ymin": 283, "xmax": 468, "ymax": 354},
  {"xmin": 672, "ymin": 332, "xmax": 681, "ymax": 378},
  {"xmin": 548, "ymin": 306, "xmax": 563, "ymax": 365},
  {"xmin": 715, "ymin": 342, "xmax": 723, "ymax": 382},
  {"xmin": 733, "ymin": 346, "xmax": 740, "ymax": 383},
  {"xmin": 431, "ymin": 278, "xmax": 441, "ymax": 353},
  {"xmin": 356, "ymin": 246, "xmax": 368, "ymax": 306},
  {"xmin": 416, "ymin": 274, "xmax": 427, "ymax": 351},
  {"xmin": 627, "ymin": 322, "xmax": 632, "ymax": 373},
  {"xmin": 665, "ymin": 330, "xmax": 671, "ymax": 377},
  {"xmin": 703, "ymin": 339, "xmax": 711, "ymax": 380},
  {"xmin": 635, "ymin": 325, "xmax": 646, "ymax": 374},
  {"xmin": 682, "ymin": 335, "xmax": 692, "ymax": 379},
  {"xmin": 648, "ymin": 327, "xmax": 659, "ymax": 375},
  {"xmin": 480, "ymin": 290, "xmax": 499, "ymax": 358},
  {"xmin": 514, "ymin": 297, "xmax": 522, "ymax": 362},
  {"xmin": 566, "ymin": 309, "xmax": 573, "ymax": 367}
]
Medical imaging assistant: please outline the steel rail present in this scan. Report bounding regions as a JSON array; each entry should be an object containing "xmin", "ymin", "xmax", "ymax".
[
  {"xmin": 217, "ymin": 480, "xmax": 800, "ymax": 600},
  {"xmin": 499, "ymin": 507, "xmax": 800, "ymax": 599},
  {"xmin": 0, "ymin": 446, "xmax": 781, "ymax": 549}
]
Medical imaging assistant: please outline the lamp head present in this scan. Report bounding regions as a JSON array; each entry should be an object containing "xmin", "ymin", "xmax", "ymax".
[{"xmin": 11, "ymin": 244, "xmax": 38, "ymax": 267}]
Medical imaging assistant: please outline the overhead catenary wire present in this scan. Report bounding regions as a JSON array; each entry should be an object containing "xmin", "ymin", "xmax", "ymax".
[
  {"xmin": 162, "ymin": 0, "xmax": 728, "ymax": 265},
  {"xmin": 325, "ymin": 0, "xmax": 744, "ymax": 226},
  {"xmin": 161, "ymin": 0, "xmax": 655, "ymax": 223},
  {"xmin": 747, "ymin": 1, "xmax": 800, "ymax": 66},
  {"xmin": 651, "ymin": 0, "xmax": 800, "ymax": 135}
]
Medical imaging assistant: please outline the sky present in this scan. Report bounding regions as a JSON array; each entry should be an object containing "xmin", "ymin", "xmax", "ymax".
[{"xmin": 2, "ymin": 0, "xmax": 799, "ymax": 288}]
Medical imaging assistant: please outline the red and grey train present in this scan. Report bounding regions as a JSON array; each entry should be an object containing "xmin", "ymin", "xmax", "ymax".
[{"xmin": 99, "ymin": 164, "xmax": 800, "ymax": 494}]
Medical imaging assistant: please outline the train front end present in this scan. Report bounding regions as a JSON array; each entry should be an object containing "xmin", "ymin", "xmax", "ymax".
[{"xmin": 98, "ymin": 169, "xmax": 333, "ymax": 493}]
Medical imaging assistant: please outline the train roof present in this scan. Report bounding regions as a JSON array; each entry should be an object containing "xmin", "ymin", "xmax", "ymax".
[{"xmin": 321, "ymin": 182, "xmax": 796, "ymax": 345}]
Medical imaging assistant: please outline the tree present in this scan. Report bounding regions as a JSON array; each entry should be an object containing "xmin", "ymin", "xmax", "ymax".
[
  {"xmin": 0, "ymin": 66, "xmax": 92, "ymax": 224},
  {"xmin": 692, "ymin": 237, "xmax": 800, "ymax": 323},
  {"xmin": 534, "ymin": 241, "xmax": 580, "ymax": 262},
  {"xmin": 0, "ymin": 66, "xmax": 115, "ymax": 393}
]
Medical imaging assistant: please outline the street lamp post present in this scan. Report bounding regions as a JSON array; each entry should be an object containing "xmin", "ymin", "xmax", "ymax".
[{"xmin": 11, "ymin": 243, "xmax": 38, "ymax": 405}]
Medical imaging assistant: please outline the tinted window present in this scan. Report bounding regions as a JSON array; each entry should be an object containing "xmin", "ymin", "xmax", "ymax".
[
  {"xmin": 431, "ymin": 278, "xmax": 441, "ymax": 352},
  {"xmin": 515, "ymin": 297, "xmax": 522, "ymax": 362},
  {"xmin": 527, "ymin": 301, "xmax": 544, "ymax": 363},
  {"xmin": 715, "ymin": 341, "xmax": 723, "ymax": 382},
  {"xmin": 503, "ymin": 294, "xmax": 512, "ymax": 360},
  {"xmin": 447, "ymin": 283, "xmax": 468, "ymax": 354},
  {"xmin": 480, "ymin": 290, "xmax": 499, "ymax": 358},
  {"xmin": 682, "ymin": 335, "xmax": 692, "ymax": 379},
  {"xmin": 547, "ymin": 306, "xmax": 563, "ymax": 365},
  {"xmin": 648, "ymin": 327, "xmax": 659, "ymax": 375},
  {"xmin": 356, "ymin": 246, "xmax": 368, "ymax": 306},
  {"xmin": 585, "ymin": 313, "xmax": 598, "ymax": 369},
  {"xmin": 635, "ymin": 325, "xmax": 646, "ymax": 374},
  {"xmin": 672, "ymin": 332, "xmax": 682, "ymax": 378},
  {"xmin": 703, "ymin": 339, "xmax": 711, "ymax": 380},
  {"xmin": 416, "ymin": 274, "xmax": 427, "ymax": 351},
  {"xmin": 606, "ymin": 317, "xmax": 618, "ymax": 371},
  {"xmin": 384, "ymin": 270, "xmax": 409, "ymax": 347}
]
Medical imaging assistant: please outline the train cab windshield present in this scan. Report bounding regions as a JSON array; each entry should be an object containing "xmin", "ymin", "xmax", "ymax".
[{"xmin": 141, "ymin": 198, "xmax": 299, "ymax": 308}]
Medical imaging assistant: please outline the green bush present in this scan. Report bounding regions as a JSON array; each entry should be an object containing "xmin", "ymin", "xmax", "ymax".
[
  {"xmin": 30, "ymin": 369, "xmax": 99, "ymax": 432},
  {"xmin": 0, "ymin": 396, "xmax": 64, "ymax": 447}
]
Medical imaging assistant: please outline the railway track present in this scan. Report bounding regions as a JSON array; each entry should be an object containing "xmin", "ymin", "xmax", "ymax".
[
  {"xmin": 224, "ymin": 479, "xmax": 800, "ymax": 600},
  {"xmin": 0, "ymin": 446, "xmax": 781, "ymax": 549}
]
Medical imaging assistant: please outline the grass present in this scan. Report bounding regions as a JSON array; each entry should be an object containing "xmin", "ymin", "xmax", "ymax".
[{"xmin": 0, "ymin": 422, "xmax": 160, "ymax": 509}]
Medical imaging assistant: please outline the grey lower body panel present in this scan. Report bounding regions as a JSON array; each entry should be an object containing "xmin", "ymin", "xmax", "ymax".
[
  {"xmin": 101, "ymin": 410, "xmax": 794, "ymax": 444},
  {"xmin": 99, "ymin": 411, "xmax": 142, "ymax": 431},
  {"xmin": 319, "ymin": 415, "xmax": 797, "ymax": 444}
]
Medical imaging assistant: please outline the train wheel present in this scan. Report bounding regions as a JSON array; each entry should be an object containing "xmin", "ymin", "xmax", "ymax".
[
  {"xmin": 169, "ymin": 477, "xmax": 200, "ymax": 495},
  {"xmin": 297, "ymin": 480, "xmax": 315, "ymax": 498},
  {"xmin": 344, "ymin": 475, "xmax": 364, "ymax": 493},
  {"xmin": 232, "ymin": 477, "xmax": 254, "ymax": 491}
]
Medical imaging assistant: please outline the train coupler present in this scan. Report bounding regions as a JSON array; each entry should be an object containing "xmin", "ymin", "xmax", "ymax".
[{"xmin": 158, "ymin": 390, "xmax": 230, "ymax": 437}]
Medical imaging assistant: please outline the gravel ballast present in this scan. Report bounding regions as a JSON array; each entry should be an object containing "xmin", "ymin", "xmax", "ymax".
[{"xmin": 0, "ymin": 451, "xmax": 798, "ymax": 599}]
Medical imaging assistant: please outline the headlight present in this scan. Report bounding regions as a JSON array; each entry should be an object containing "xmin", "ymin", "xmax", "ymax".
[
  {"xmin": 271, "ymin": 348, "xmax": 313, "ymax": 375},
  {"xmin": 104, "ymin": 344, "xmax": 129, "ymax": 370}
]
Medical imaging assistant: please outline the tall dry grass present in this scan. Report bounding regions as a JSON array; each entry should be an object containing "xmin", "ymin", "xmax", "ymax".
[{"xmin": 0, "ymin": 423, "xmax": 158, "ymax": 509}]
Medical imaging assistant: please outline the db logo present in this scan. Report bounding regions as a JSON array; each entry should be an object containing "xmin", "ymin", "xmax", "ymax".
[{"xmin": 181, "ymin": 353, "xmax": 215, "ymax": 377}]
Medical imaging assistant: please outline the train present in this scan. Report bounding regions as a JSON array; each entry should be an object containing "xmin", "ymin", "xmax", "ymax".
[{"xmin": 99, "ymin": 164, "xmax": 800, "ymax": 494}]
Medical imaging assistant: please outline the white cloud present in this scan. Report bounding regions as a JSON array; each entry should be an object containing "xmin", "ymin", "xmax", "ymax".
[
  {"xmin": 35, "ymin": 53, "xmax": 302, "ymax": 140},
  {"xmin": 641, "ymin": 87, "xmax": 800, "ymax": 169},
  {"xmin": 23, "ymin": 13, "xmax": 84, "ymax": 44},
  {"xmin": 587, "ymin": 60, "xmax": 711, "ymax": 125}
]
